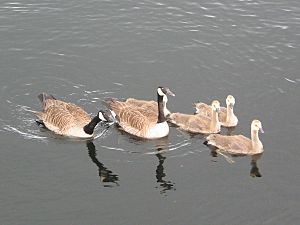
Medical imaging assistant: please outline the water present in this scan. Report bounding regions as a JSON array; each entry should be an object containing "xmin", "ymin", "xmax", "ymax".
[{"xmin": 0, "ymin": 0, "xmax": 299, "ymax": 224}]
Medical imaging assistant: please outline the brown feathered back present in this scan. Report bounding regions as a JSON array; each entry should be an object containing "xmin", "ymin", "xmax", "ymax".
[
  {"xmin": 34, "ymin": 93, "xmax": 91, "ymax": 136},
  {"xmin": 104, "ymin": 98, "xmax": 158, "ymax": 138},
  {"xmin": 194, "ymin": 103, "xmax": 227, "ymax": 123}
]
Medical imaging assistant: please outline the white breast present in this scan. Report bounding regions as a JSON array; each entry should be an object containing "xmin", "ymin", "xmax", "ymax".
[
  {"xmin": 66, "ymin": 127, "xmax": 93, "ymax": 138},
  {"xmin": 146, "ymin": 122, "xmax": 170, "ymax": 139}
]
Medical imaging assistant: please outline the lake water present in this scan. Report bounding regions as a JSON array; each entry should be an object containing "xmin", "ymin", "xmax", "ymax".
[{"xmin": 0, "ymin": 0, "xmax": 299, "ymax": 224}]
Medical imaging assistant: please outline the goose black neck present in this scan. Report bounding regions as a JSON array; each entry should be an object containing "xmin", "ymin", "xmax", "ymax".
[
  {"xmin": 157, "ymin": 93, "xmax": 166, "ymax": 123},
  {"xmin": 83, "ymin": 116, "xmax": 101, "ymax": 135}
]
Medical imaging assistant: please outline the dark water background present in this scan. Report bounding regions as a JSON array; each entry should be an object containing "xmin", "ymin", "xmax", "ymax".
[{"xmin": 0, "ymin": 0, "xmax": 299, "ymax": 224}]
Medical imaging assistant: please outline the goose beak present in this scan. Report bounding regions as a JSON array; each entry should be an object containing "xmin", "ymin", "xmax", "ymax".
[
  {"xmin": 163, "ymin": 87, "xmax": 175, "ymax": 96},
  {"xmin": 166, "ymin": 89, "xmax": 175, "ymax": 97},
  {"xmin": 216, "ymin": 107, "xmax": 220, "ymax": 113},
  {"xmin": 259, "ymin": 127, "xmax": 264, "ymax": 133},
  {"xmin": 229, "ymin": 103, "xmax": 234, "ymax": 109}
]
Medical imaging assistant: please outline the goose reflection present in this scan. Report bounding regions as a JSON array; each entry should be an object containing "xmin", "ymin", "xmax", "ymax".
[
  {"xmin": 86, "ymin": 141, "xmax": 119, "ymax": 187},
  {"xmin": 153, "ymin": 138, "xmax": 176, "ymax": 194},
  {"xmin": 250, "ymin": 153, "xmax": 263, "ymax": 177},
  {"xmin": 155, "ymin": 152, "xmax": 176, "ymax": 194},
  {"xmin": 207, "ymin": 145, "xmax": 263, "ymax": 177}
]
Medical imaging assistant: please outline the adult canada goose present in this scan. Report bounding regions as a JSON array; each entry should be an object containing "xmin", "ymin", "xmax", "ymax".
[
  {"xmin": 34, "ymin": 93, "xmax": 115, "ymax": 138},
  {"xmin": 168, "ymin": 100, "xmax": 221, "ymax": 134},
  {"xmin": 205, "ymin": 119, "xmax": 264, "ymax": 155},
  {"xmin": 103, "ymin": 87, "xmax": 175, "ymax": 139},
  {"xmin": 194, "ymin": 95, "xmax": 238, "ymax": 127}
]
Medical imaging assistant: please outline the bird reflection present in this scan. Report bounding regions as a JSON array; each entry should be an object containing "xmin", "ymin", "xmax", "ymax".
[
  {"xmin": 86, "ymin": 141, "xmax": 119, "ymax": 187},
  {"xmin": 207, "ymin": 144, "xmax": 263, "ymax": 177},
  {"xmin": 155, "ymin": 152, "xmax": 176, "ymax": 194},
  {"xmin": 153, "ymin": 138, "xmax": 176, "ymax": 194},
  {"xmin": 250, "ymin": 153, "xmax": 263, "ymax": 177}
]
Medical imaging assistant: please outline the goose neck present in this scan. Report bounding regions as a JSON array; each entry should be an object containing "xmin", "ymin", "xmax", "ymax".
[
  {"xmin": 83, "ymin": 116, "xmax": 101, "ymax": 135},
  {"xmin": 157, "ymin": 94, "xmax": 167, "ymax": 123},
  {"xmin": 251, "ymin": 130, "xmax": 263, "ymax": 153},
  {"xmin": 210, "ymin": 108, "xmax": 220, "ymax": 131},
  {"xmin": 226, "ymin": 105, "xmax": 235, "ymax": 122}
]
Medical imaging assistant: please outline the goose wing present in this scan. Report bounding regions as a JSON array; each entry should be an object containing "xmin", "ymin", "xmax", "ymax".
[
  {"xmin": 194, "ymin": 102, "xmax": 211, "ymax": 116},
  {"xmin": 125, "ymin": 98, "xmax": 158, "ymax": 115},
  {"xmin": 194, "ymin": 102, "xmax": 226, "ymax": 123},
  {"xmin": 37, "ymin": 105, "xmax": 78, "ymax": 134},
  {"xmin": 207, "ymin": 134, "xmax": 252, "ymax": 155},
  {"xmin": 169, "ymin": 113, "xmax": 210, "ymax": 133},
  {"xmin": 118, "ymin": 107, "xmax": 156, "ymax": 137},
  {"xmin": 125, "ymin": 98, "xmax": 157, "ymax": 108},
  {"xmin": 65, "ymin": 102, "xmax": 91, "ymax": 124},
  {"xmin": 104, "ymin": 99, "xmax": 157, "ymax": 137}
]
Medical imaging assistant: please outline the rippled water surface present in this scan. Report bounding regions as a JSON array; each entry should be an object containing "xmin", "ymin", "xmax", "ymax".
[{"xmin": 0, "ymin": 0, "xmax": 299, "ymax": 224}]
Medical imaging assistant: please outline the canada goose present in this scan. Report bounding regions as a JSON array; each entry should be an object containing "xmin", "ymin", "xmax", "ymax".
[
  {"xmin": 34, "ymin": 93, "xmax": 114, "ymax": 138},
  {"xmin": 103, "ymin": 87, "xmax": 175, "ymax": 139},
  {"xmin": 205, "ymin": 119, "xmax": 264, "ymax": 155},
  {"xmin": 194, "ymin": 95, "xmax": 238, "ymax": 127},
  {"xmin": 168, "ymin": 100, "xmax": 221, "ymax": 134}
]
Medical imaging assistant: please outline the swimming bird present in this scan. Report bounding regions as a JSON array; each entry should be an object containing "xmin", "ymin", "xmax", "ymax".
[
  {"xmin": 34, "ymin": 93, "xmax": 114, "ymax": 138},
  {"xmin": 103, "ymin": 87, "xmax": 175, "ymax": 139},
  {"xmin": 194, "ymin": 95, "xmax": 238, "ymax": 127},
  {"xmin": 205, "ymin": 119, "xmax": 264, "ymax": 155},
  {"xmin": 168, "ymin": 100, "xmax": 221, "ymax": 134}
]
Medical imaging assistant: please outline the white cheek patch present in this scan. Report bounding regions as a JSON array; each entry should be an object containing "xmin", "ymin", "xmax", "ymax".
[
  {"xmin": 157, "ymin": 88, "xmax": 164, "ymax": 96},
  {"xmin": 98, "ymin": 112, "xmax": 107, "ymax": 121}
]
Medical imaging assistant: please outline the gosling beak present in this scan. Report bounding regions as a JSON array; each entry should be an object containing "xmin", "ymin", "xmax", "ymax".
[
  {"xmin": 216, "ymin": 107, "xmax": 220, "ymax": 113},
  {"xmin": 229, "ymin": 103, "xmax": 234, "ymax": 109},
  {"xmin": 259, "ymin": 127, "xmax": 264, "ymax": 133}
]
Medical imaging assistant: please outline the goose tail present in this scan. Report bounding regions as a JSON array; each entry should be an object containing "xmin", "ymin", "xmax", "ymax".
[{"xmin": 37, "ymin": 93, "xmax": 56, "ymax": 103}]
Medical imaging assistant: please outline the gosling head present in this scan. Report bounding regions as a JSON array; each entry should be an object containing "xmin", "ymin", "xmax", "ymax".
[
  {"xmin": 226, "ymin": 95, "xmax": 236, "ymax": 109},
  {"xmin": 211, "ymin": 100, "xmax": 221, "ymax": 113},
  {"xmin": 251, "ymin": 119, "xmax": 264, "ymax": 133}
]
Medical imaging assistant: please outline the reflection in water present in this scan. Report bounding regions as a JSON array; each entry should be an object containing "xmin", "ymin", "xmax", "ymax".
[
  {"xmin": 86, "ymin": 141, "xmax": 119, "ymax": 187},
  {"xmin": 207, "ymin": 144, "xmax": 263, "ymax": 177},
  {"xmin": 155, "ymin": 152, "xmax": 176, "ymax": 195},
  {"xmin": 153, "ymin": 138, "xmax": 176, "ymax": 195},
  {"xmin": 250, "ymin": 153, "xmax": 263, "ymax": 178}
]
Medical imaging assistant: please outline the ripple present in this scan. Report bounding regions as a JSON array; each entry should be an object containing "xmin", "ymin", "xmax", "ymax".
[
  {"xmin": 3, "ymin": 124, "xmax": 48, "ymax": 141},
  {"xmin": 0, "ymin": 75, "xmax": 118, "ymax": 142}
]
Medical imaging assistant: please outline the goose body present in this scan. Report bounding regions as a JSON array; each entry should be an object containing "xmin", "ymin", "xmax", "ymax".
[
  {"xmin": 124, "ymin": 97, "xmax": 171, "ymax": 118},
  {"xmin": 104, "ymin": 87, "xmax": 175, "ymax": 139},
  {"xmin": 206, "ymin": 120, "xmax": 264, "ymax": 155},
  {"xmin": 169, "ymin": 100, "xmax": 221, "ymax": 134},
  {"xmin": 34, "ymin": 93, "xmax": 113, "ymax": 138},
  {"xmin": 194, "ymin": 95, "xmax": 238, "ymax": 127}
]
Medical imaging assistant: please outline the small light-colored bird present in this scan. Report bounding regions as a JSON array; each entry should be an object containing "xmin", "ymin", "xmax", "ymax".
[
  {"xmin": 168, "ymin": 100, "xmax": 221, "ymax": 134},
  {"xmin": 194, "ymin": 95, "xmax": 238, "ymax": 127},
  {"xmin": 34, "ymin": 93, "xmax": 114, "ymax": 138},
  {"xmin": 205, "ymin": 119, "xmax": 264, "ymax": 155},
  {"xmin": 103, "ymin": 87, "xmax": 175, "ymax": 139}
]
